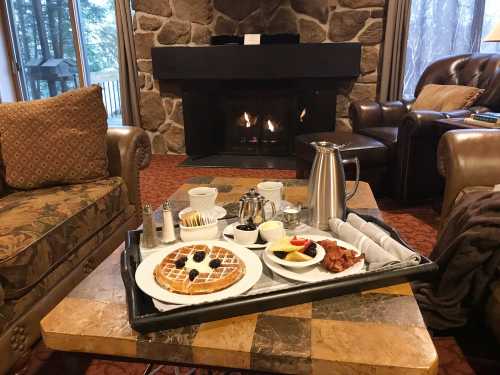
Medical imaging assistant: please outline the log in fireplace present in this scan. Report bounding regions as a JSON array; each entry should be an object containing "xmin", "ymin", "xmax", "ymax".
[{"xmin": 152, "ymin": 43, "xmax": 361, "ymax": 167}]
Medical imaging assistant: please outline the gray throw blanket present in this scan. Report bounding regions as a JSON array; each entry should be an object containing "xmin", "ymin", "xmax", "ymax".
[{"xmin": 413, "ymin": 191, "xmax": 500, "ymax": 330}]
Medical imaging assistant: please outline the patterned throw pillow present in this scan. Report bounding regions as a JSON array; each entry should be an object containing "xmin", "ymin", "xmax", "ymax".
[{"xmin": 0, "ymin": 85, "xmax": 109, "ymax": 189}]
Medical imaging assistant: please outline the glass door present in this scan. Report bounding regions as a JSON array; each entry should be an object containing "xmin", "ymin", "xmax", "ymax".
[
  {"xmin": 4, "ymin": 0, "xmax": 122, "ymax": 123},
  {"xmin": 77, "ymin": 0, "xmax": 122, "ymax": 124},
  {"xmin": 5, "ymin": 0, "xmax": 81, "ymax": 100}
]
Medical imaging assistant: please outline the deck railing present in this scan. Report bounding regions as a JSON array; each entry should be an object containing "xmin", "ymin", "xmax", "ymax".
[{"xmin": 98, "ymin": 80, "xmax": 121, "ymax": 118}]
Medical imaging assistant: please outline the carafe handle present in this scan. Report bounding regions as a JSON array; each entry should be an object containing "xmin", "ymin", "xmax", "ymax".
[
  {"xmin": 264, "ymin": 200, "xmax": 277, "ymax": 220},
  {"xmin": 342, "ymin": 157, "xmax": 360, "ymax": 201}
]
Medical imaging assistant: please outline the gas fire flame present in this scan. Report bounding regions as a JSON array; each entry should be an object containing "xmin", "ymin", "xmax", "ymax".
[
  {"xmin": 300, "ymin": 108, "xmax": 306, "ymax": 122},
  {"xmin": 267, "ymin": 120, "xmax": 275, "ymax": 132},
  {"xmin": 244, "ymin": 112, "xmax": 251, "ymax": 128}
]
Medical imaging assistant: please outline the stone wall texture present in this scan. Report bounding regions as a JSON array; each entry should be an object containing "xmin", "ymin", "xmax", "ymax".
[{"xmin": 133, "ymin": 0, "xmax": 386, "ymax": 154}]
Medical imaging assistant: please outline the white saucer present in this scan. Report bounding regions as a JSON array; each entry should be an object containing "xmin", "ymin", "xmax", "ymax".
[
  {"xmin": 222, "ymin": 222, "xmax": 268, "ymax": 249},
  {"xmin": 262, "ymin": 236, "xmax": 365, "ymax": 283},
  {"xmin": 135, "ymin": 240, "xmax": 262, "ymax": 305},
  {"xmin": 178, "ymin": 206, "xmax": 227, "ymax": 220}
]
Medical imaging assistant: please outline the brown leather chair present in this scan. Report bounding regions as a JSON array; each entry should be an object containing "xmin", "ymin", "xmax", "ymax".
[
  {"xmin": 350, "ymin": 53, "xmax": 500, "ymax": 201},
  {"xmin": 437, "ymin": 129, "xmax": 500, "ymax": 343}
]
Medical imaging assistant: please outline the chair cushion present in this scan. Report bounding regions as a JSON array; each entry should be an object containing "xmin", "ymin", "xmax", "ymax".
[
  {"xmin": 295, "ymin": 131, "xmax": 389, "ymax": 167},
  {"xmin": 357, "ymin": 127, "xmax": 398, "ymax": 147},
  {"xmin": 0, "ymin": 85, "xmax": 109, "ymax": 190},
  {"xmin": 413, "ymin": 84, "xmax": 484, "ymax": 112},
  {"xmin": 0, "ymin": 177, "xmax": 128, "ymax": 299}
]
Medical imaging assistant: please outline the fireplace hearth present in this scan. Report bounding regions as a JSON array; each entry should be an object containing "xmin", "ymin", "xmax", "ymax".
[{"xmin": 152, "ymin": 43, "xmax": 361, "ymax": 167}]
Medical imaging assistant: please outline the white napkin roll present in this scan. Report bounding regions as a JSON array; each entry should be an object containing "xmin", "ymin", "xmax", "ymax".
[
  {"xmin": 329, "ymin": 218, "xmax": 399, "ymax": 268},
  {"xmin": 347, "ymin": 213, "xmax": 421, "ymax": 265}
]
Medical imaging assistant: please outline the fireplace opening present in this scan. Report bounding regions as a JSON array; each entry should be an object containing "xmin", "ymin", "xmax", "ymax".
[{"xmin": 221, "ymin": 89, "xmax": 299, "ymax": 156}]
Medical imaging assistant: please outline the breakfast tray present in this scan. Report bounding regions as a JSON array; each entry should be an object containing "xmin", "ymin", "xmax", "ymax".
[{"xmin": 121, "ymin": 212, "xmax": 438, "ymax": 333}]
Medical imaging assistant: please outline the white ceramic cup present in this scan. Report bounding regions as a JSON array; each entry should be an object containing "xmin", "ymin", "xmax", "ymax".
[
  {"xmin": 259, "ymin": 221, "xmax": 286, "ymax": 243},
  {"xmin": 233, "ymin": 225, "xmax": 259, "ymax": 245},
  {"xmin": 257, "ymin": 181, "xmax": 283, "ymax": 211},
  {"xmin": 188, "ymin": 187, "xmax": 218, "ymax": 211}
]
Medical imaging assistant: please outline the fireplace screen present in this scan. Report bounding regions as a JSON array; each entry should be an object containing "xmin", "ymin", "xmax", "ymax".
[{"xmin": 221, "ymin": 92, "xmax": 298, "ymax": 156}]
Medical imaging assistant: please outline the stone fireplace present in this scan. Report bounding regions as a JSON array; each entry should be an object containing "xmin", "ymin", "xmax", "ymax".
[
  {"xmin": 152, "ymin": 43, "xmax": 360, "ymax": 162},
  {"xmin": 133, "ymin": 0, "xmax": 387, "ymax": 155}
]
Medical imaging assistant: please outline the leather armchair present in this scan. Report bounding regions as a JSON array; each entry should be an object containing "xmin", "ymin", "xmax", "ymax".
[
  {"xmin": 437, "ymin": 129, "xmax": 500, "ymax": 222},
  {"xmin": 349, "ymin": 53, "xmax": 500, "ymax": 201},
  {"xmin": 437, "ymin": 129, "xmax": 500, "ymax": 343}
]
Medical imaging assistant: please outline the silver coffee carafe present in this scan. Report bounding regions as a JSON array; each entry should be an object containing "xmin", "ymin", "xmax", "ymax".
[{"xmin": 307, "ymin": 141, "xmax": 360, "ymax": 230}]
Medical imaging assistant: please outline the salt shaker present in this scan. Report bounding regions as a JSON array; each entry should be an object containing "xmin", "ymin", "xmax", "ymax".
[
  {"xmin": 142, "ymin": 204, "xmax": 158, "ymax": 248},
  {"xmin": 161, "ymin": 201, "xmax": 176, "ymax": 243}
]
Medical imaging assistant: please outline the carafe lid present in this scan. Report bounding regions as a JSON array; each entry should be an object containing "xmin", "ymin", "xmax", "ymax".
[{"xmin": 310, "ymin": 141, "xmax": 345, "ymax": 152}]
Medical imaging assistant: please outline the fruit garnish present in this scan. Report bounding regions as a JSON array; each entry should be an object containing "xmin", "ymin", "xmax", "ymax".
[
  {"xmin": 290, "ymin": 236, "xmax": 308, "ymax": 246},
  {"xmin": 303, "ymin": 242, "xmax": 317, "ymax": 258},
  {"xmin": 188, "ymin": 269, "xmax": 199, "ymax": 281},
  {"xmin": 285, "ymin": 251, "xmax": 312, "ymax": 262},
  {"xmin": 209, "ymin": 259, "xmax": 221, "ymax": 269},
  {"xmin": 273, "ymin": 251, "xmax": 288, "ymax": 259},
  {"xmin": 193, "ymin": 251, "xmax": 206, "ymax": 262}
]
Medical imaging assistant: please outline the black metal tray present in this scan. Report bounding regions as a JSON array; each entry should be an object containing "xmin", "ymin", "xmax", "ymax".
[{"xmin": 121, "ymin": 212, "xmax": 438, "ymax": 333}]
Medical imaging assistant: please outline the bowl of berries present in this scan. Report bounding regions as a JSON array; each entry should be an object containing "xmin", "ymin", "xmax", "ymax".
[{"xmin": 265, "ymin": 235, "xmax": 325, "ymax": 268}]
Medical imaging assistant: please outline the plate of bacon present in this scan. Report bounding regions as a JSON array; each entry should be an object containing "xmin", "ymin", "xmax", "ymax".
[{"xmin": 262, "ymin": 236, "xmax": 365, "ymax": 283}]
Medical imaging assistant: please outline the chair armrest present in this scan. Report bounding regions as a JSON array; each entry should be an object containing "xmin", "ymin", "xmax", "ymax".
[
  {"xmin": 438, "ymin": 129, "xmax": 500, "ymax": 220},
  {"xmin": 349, "ymin": 100, "xmax": 412, "ymax": 132},
  {"xmin": 106, "ymin": 126, "xmax": 152, "ymax": 221}
]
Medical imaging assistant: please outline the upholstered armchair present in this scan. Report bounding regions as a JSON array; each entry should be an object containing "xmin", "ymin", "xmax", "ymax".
[{"xmin": 349, "ymin": 53, "xmax": 500, "ymax": 201}]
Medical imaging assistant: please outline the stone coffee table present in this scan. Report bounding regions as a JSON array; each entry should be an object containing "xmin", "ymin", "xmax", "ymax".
[{"xmin": 41, "ymin": 177, "xmax": 438, "ymax": 374}]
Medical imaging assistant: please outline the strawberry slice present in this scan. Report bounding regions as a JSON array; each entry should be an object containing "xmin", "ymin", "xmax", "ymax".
[{"xmin": 290, "ymin": 236, "xmax": 307, "ymax": 246}]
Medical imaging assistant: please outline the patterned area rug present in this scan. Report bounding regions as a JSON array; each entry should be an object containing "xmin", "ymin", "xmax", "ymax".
[{"xmin": 23, "ymin": 155, "xmax": 476, "ymax": 375}]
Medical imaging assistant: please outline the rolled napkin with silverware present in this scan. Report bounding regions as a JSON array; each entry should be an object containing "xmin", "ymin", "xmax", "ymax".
[
  {"xmin": 329, "ymin": 217, "xmax": 419, "ymax": 271},
  {"xmin": 346, "ymin": 213, "xmax": 421, "ymax": 266}
]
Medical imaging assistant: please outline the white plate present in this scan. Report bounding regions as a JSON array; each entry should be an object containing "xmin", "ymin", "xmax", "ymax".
[
  {"xmin": 135, "ymin": 240, "xmax": 262, "ymax": 305},
  {"xmin": 265, "ymin": 235, "xmax": 326, "ymax": 268},
  {"xmin": 222, "ymin": 222, "xmax": 268, "ymax": 249},
  {"xmin": 178, "ymin": 206, "xmax": 227, "ymax": 220},
  {"xmin": 262, "ymin": 237, "xmax": 365, "ymax": 283}
]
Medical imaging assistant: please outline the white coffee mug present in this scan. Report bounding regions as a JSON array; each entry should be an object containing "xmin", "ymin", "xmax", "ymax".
[
  {"xmin": 188, "ymin": 187, "xmax": 218, "ymax": 211},
  {"xmin": 257, "ymin": 181, "xmax": 283, "ymax": 211}
]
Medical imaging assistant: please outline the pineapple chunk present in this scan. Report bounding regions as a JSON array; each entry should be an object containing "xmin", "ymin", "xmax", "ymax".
[{"xmin": 285, "ymin": 251, "xmax": 312, "ymax": 262}]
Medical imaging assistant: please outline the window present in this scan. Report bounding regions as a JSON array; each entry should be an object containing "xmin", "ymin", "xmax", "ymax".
[
  {"xmin": 4, "ymin": 0, "xmax": 122, "ymax": 123},
  {"xmin": 403, "ymin": 0, "xmax": 500, "ymax": 99}
]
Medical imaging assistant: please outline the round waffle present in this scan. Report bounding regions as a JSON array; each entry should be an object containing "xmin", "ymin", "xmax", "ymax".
[{"xmin": 154, "ymin": 244, "xmax": 246, "ymax": 295}]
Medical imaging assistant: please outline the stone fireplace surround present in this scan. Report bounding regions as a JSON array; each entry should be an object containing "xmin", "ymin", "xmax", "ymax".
[
  {"xmin": 152, "ymin": 43, "xmax": 361, "ymax": 160},
  {"xmin": 133, "ymin": 0, "xmax": 387, "ymax": 154}
]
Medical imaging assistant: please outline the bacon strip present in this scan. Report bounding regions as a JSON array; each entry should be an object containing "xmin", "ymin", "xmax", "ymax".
[{"xmin": 319, "ymin": 240, "xmax": 364, "ymax": 273}]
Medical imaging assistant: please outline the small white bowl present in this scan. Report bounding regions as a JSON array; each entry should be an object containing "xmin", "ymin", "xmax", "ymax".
[
  {"xmin": 233, "ymin": 224, "xmax": 259, "ymax": 245},
  {"xmin": 259, "ymin": 221, "xmax": 286, "ymax": 243},
  {"xmin": 179, "ymin": 222, "xmax": 218, "ymax": 242},
  {"xmin": 265, "ymin": 241, "xmax": 326, "ymax": 268}
]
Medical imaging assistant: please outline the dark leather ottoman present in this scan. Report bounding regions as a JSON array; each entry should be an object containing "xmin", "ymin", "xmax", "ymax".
[{"xmin": 295, "ymin": 132, "xmax": 390, "ymax": 195}]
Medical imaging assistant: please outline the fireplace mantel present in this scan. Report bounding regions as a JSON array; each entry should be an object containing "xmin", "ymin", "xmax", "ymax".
[{"xmin": 152, "ymin": 43, "xmax": 361, "ymax": 82}]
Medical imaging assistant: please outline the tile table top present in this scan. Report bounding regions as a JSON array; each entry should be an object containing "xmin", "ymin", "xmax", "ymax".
[{"xmin": 41, "ymin": 177, "xmax": 438, "ymax": 374}]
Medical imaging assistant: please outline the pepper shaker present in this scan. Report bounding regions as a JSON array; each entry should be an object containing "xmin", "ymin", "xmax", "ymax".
[
  {"xmin": 142, "ymin": 204, "xmax": 158, "ymax": 248},
  {"xmin": 161, "ymin": 201, "xmax": 176, "ymax": 243}
]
